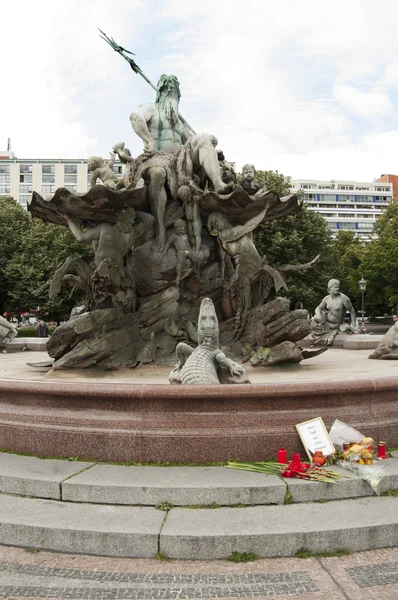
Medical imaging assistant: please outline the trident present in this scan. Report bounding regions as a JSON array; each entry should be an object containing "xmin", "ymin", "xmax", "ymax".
[{"xmin": 98, "ymin": 29, "xmax": 196, "ymax": 135}]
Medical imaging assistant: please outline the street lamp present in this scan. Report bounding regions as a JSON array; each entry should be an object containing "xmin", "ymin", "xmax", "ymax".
[{"xmin": 358, "ymin": 277, "xmax": 367, "ymax": 329}]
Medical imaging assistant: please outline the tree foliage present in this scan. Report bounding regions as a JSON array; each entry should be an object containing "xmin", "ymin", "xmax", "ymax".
[
  {"xmin": 252, "ymin": 169, "xmax": 292, "ymax": 197},
  {"xmin": 254, "ymin": 203, "xmax": 338, "ymax": 313},
  {"xmin": 0, "ymin": 197, "xmax": 93, "ymax": 320},
  {"xmin": 0, "ymin": 197, "xmax": 30, "ymax": 314},
  {"xmin": 354, "ymin": 203, "xmax": 398, "ymax": 314}
]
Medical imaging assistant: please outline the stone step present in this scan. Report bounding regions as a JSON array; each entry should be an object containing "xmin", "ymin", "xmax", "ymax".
[
  {"xmin": 61, "ymin": 464, "xmax": 287, "ymax": 506},
  {"xmin": 1, "ymin": 452, "xmax": 398, "ymax": 505},
  {"xmin": 0, "ymin": 453, "xmax": 95, "ymax": 499},
  {"xmin": 0, "ymin": 494, "xmax": 163, "ymax": 557},
  {"xmin": 0, "ymin": 493, "xmax": 397, "ymax": 559},
  {"xmin": 161, "ymin": 497, "xmax": 398, "ymax": 559}
]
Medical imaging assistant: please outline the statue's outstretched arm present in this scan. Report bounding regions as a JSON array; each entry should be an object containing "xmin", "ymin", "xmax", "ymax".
[
  {"xmin": 176, "ymin": 342, "xmax": 194, "ymax": 367},
  {"xmin": 344, "ymin": 295, "xmax": 357, "ymax": 326},
  {"xmin": 66, "ymin": 217, "xmax": 101, "ymax": 243},
  {"xmin": 90, "ymin": 170, "xmax": 99, "ymax": 188},
  {"xmin": 219, "ymin": 205, "xmax": 268, "ymax": 243},
  {"xmin": 107, "ymin": 152, "xmax": 115, "ymax": 169},
  {"xmin": 130, "ymin": 103, "xmax": 156, "ymax": 152},
  {"xmin": 0, "ymin": 315, "xmax": 17, "ymax": 333},
  {"xmin": 314, "ymin": 297, "xmax": 327, "ymax": 320},
  {"xmin": 215, "ymin": 351, "xmax": 245, "ymax": 376}
]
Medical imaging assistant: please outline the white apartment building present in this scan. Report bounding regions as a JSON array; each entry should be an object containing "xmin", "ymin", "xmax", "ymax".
[
  {"xmin": 289, "ymin": 179, "xmax": 393, "ymax": 239},
  {"xmin": 0, "ymin": 151, "xmax": 122, "ymax": 208}
]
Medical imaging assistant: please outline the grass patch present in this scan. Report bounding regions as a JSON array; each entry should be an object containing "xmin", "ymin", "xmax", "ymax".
[
  {"xmin": 0, "ymin": 449, "xmax": 226, "ymax": 467},
  {"xmin": 381, "ymin": 489, "xmax": 398, "ymax": 497},
  {"xmin": 284, "ymin": 490, "xmax": 292, "ymax": 505},
  {"xmin": 295, "ymin": 547, "xmax": 352, "ymax": 559},
  {"xmin": 103, "ymin": 460, "xmax": 227, "ymax": 467},
  {"xmin": 226, "ymin": 551, "xmax": 258, "ymax": 563},
  {"xmin": 156, "ymin": 501, "xmax": 174, "ymax": 511},
  {"xmin": 154, "ymin": 551, "xmax": 171, "ymax": 561},
  {"xmin": 0, "ymin": 448, "xmax": 84, "ymax": 462},
  {"xmin": 185, "ymin": 501, "xmax": 221, "ymax": 509},
  {"xmin": 315, "ymin": 499, "xmax": 329, "ymax": 503},
  {"xmin": 24, "ymin": 548, "xmax": 40, "ymax": 553}
]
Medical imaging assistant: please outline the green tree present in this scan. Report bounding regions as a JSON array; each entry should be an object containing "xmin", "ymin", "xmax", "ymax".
[
  {"xmin": 0, "ymin": 197, "xmax": 30, "ymax": 314},
  {"xmin": 254, "ymin": 204, "xmax": 338, "ymax": 313},
  {"xmin": 252, "ymin": 169, "xmax": 292, "ymax": 197},
  {"xmin": 238, "ymin": 169, "xmax": 293, "ymax": 197},
  {"xmin": 4, "ymin": 218, "xmax": 93, "ymax": 321},
  {"xmin": 332, "ymin": 230, "xmax": 366, "ymax": 313},
  {"xmin": 353, "ymin": 203, "xmax": 398, "ymax": 315}
]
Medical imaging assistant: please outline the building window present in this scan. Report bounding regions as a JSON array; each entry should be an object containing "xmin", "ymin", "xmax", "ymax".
[
  {"xmin": 0, "ymin": 164, "xmax": 10, "ymax": 174},
  {"xmin": 112, "ymin": 165, "xmax": 122, "ymax": 174},
  {"xmin": 374, "ymin": 196, "xmax": 389, "ymax": 203},
  {"xmin": 64, "ymin": 184, "xmax": 77, "ymax": 193},
  {"xmin": 319, "ymin": 194, "xmax": 336, "ymax": 201},
  {"xmin": 357, "ymin": 222, "xmax": 373, "ymax": 229},
  {"xmin": 42, "ymin": 174, "xmax": 55, "ymax": 183},
  {"xmin": 42, "ymin": 165, "xmax": 55, "ymax": 174},
  {"xmin": 20, "ymin": 165, "xmax": 32, "ymax": 173},
  {"xmin": 19, "ymin": 194, "xmax": 31, "ymax": 206},
  {"xmin": 19, "ymin": 185, "xmax": 32, "ymax": 193},
  {"xmin": 356, "ymin": 195, "xmax": 372, "ymax": 202},
  {"xmin": 42, "ymin": 184, "xmax": 55, "ymax": 194},
  {"xmin": 20, "ymin": 174, "xmax": 32, "ymax": 183},
  {"xmin": 64, "ymin": 174, "xmax": 77, "ymax": 184},
  {"xmin": 304, "ymin": 193, "xmax": 317, "ymax": 200},
  {"xmin": 337, "ymin": 195, "xmax": 353, "ymax": 201},
  {"xmin": 339, "ymin": 222, "xmax": 356, "ymax": 229},
  {"xmin": 327, "ymin": 222, "xmax": 338, "ymax": 229},
  {"xmin": 64, "ymin": 165, "xmax": 77, "ymax": 174},
  {"xmin": 0, "ymin": 174, "xmax": 10, "ymax": 183},
  {"xmin": 0, "ymin": 184, "xmax": 10, "ymax": 194}
]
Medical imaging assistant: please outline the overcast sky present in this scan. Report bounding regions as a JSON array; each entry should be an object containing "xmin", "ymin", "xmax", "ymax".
[{"xmin": 2, "ymin": 0, "xmax": 398, "ymax": 181}]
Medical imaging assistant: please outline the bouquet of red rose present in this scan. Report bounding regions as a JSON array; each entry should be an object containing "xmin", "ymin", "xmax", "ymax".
[{"xmin": 227, "ymin": 460, "xmax": 349, "ymax": 483}]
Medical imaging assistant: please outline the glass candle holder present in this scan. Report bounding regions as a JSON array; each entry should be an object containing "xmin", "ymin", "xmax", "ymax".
[
  {"xmin": 377, "ymin": 441, "xmax": 387, "ymax": 459},
  {"xmin": 277, "ymin": 448, "xmax": 287, "ymax": 464},
  {"xmin": 291, "ymin": 453, "xmax": 301, "ymax": 467}
]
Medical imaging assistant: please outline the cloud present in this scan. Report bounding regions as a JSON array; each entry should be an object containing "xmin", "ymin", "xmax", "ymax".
[
  {"xmin": 334, "ymin": 85, "xmax": 393, "ymax": 119},
  {"xmin": 2, "ymin": 0, "xmax": 398, "ymax": 182}
]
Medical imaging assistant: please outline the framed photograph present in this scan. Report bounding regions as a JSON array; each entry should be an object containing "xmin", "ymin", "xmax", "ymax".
[{"xmin": 295, "ymin": 417, "xmax": 335, "ymax": 462}]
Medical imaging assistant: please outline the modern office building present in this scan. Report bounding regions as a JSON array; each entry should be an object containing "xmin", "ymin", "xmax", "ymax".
[
  {"xmin": 289, "ymin": 178, "xmax": 393, "ymax": 239},
  {"xmin": 0, "ymin": 151, "xmax": 122, "ymax": 208}
]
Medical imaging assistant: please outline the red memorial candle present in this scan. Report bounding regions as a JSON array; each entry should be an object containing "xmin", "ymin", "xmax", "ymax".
[
  {"xmin": 277, "ymin": 448, "xmax": 287, "ymax": 464},
  {"xmin": 292, "ymin": 453, "xmax": 301, "ymax": 467},
  {"xmin": 377, "ymin": 441, "xmax": 387, "ymax": 459}
]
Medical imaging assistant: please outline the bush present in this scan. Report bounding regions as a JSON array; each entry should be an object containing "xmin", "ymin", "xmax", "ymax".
[{"xmin": 17, "ymin": 327, "xmax": 56, "ymax": 337}]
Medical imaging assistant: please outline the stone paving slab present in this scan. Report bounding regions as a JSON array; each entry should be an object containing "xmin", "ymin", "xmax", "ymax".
[
  {"xmin": 0, "ymin": 494, "xmax": 164, "ymax": 557},
  {"xmin": 62, "ymin": 465, "xmax": 287, "ymax": 506},
  {"xmin": 160, "ymin": 497, "xmax": 398, "ymax": 559},
  {"xmin": 0, "ymin": 454, "xmax": 94, "ymax": 499}
]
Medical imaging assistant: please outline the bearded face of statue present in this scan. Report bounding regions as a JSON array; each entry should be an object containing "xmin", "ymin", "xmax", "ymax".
[{"xmin": 156, "ymin": 75, "xmax": 181, "ymax": 127}]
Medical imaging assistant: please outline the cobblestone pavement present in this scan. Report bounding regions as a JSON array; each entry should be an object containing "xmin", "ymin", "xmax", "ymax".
[{"xmin": 0, "ymin": 546, "xmax": 398, "ymax": 599}]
